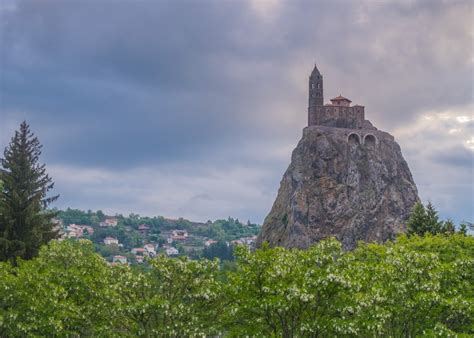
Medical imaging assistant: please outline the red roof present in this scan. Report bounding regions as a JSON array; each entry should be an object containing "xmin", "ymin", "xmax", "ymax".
[{"xmin": 330, "ymin": 95, "xmax": 352, "ymax": 103}]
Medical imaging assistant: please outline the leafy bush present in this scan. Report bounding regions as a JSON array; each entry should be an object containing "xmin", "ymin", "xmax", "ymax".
[{"xmin": 0, "ymin": 235, "xmax": 472, "ymax": 336}]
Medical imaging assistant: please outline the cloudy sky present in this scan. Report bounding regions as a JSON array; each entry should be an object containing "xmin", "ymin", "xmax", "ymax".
[{"xmin": 1, "ymin": 0, "xmax": 473, "ymax": 224}]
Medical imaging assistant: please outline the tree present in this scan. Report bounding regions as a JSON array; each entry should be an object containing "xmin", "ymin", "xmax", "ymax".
[
  {"xmin": 442, "ymin": 219, "xmax": 456, "ymax": 234},
  {"xmin": 202, "ymin": 241, "xmax": 234, "ymax": 261},
  {"xmin": 0, "ymin": 121, "xmax": 59, "ymax": 261},
  {"xmin": 407, "ymin": 202, "xmax": 466, "ymax": 237},
  {"xmin": 407, "ymin": 202, "xmax": 428, "ymax": 236},
  {"xmin": 112, "ymin": 255, "xmax": 223, "ymax": 336},
  {"xmin": 425, "ymin": 202, "xmax": 442, "ymax": 235},
  {"xmin": 459, "ymin": 223, "xmax": 468, "ymax": 235},
  {"xmin": 0, "ymin": 240, "xmax": 116, "ymax": 336}
]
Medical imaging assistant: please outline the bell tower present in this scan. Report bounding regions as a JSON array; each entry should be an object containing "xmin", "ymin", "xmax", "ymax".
[{"xmin": 308, "ymin": 64, "xmax": 323, "ymax": 126}]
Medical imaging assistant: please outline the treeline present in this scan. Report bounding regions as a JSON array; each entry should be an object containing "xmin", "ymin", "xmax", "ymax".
[
  {"xmin": 0, "ymin": 234, "xmax": 472, "ymax": 336},
  {"xmin": 58, "ymin": 208, "xmax": 260, "ymax": 241}
]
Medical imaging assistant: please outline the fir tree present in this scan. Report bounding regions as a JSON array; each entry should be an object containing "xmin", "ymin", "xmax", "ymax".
[
  {"xmin": 0, "ymin": 121, "xmax": 59, "ymax": 261},
  {"xmin": 407, "ymin": 202, "xmax": 427, "ymax": 236},
  {"xmin": 442, "ymin": 219, "xmax": 456, "ymax": 234},
  {"xmin": 458, "ymin": 223, "xmax": 468, "ymax": 236},
  {"xmin": 425, "ymin": 202, "xmax": 442, "ymax": 235}
]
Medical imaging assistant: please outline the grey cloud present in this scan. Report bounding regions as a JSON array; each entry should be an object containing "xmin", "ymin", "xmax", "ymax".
[
  {"xmin": 430, "ymin": 146, "xmax": 474, "ymax": 168},
  {"xmin": 1, "ymin": 0, "xmax": 472, "ymax": 222}
]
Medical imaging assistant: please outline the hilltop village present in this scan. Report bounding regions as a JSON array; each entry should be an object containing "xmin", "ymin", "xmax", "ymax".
[{"xmin": 57, "ymin": 209, "xmax": 260, "ymax": 264}]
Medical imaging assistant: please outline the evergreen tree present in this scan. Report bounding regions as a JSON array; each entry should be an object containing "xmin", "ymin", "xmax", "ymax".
[
  {"xmin": 458, "ymin": 223, "xmax": 468, "ymax": 236},
  {"xmin": 407, "ymin": 202, "xmax": 428, "ymax": 236},
  {"xmin": 0, "ymin": 121, "xmax": 59, "ymax": 261},
  {"xmin": 442, "ymin": 219, "xmax": 456, "ymax": 234},
  {"xmin": 425, "ymin": 202, "xmax": 442, "ymax": 235},
  {"xmin": 203, "ymin": 241, "xmax": 234, "ymax": 261}
]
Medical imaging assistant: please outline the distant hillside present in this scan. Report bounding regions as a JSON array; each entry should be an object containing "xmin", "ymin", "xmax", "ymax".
[{"xmin": 56, "ymin": 208, "xmax": 260, "ymax": 263}]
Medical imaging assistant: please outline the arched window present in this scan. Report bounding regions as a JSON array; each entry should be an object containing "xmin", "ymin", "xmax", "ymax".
[
  {"xmin": 348, "ymin": 133, "xmax": 361, "ymax": 145},
  {"xmin": 317, "ymin": 83, "xmax": 321, "ymax": 89},
  {"xmin": 364, "ymin": 134, "xmax": 377, "ymax": 147}
]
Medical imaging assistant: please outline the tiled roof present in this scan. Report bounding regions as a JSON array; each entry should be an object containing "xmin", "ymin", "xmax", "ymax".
[{"xmin": 330, "ymin": 95, "xmax": 352, "ymax": 102}]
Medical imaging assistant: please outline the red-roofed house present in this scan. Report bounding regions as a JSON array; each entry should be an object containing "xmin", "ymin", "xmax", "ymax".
[{"xmin": 138, "ymin": 224, "xmax": 150, "ymax": 235}]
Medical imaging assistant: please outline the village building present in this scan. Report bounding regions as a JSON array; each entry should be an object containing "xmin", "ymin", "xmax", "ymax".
[
  {"xmin": 171, "ymin": 229, "xmax": 188, "ymax": 240},
  {"xmin": 131, "ymin": 247, "xmax": 146, "ymax": 255},
  {"xmin": 104, "ymin": 237, "xmax": 119, "ymax": 245},
  {"xmin": 138, "ymin": 224, "xmax": 150, "ymax": 235},
  {"xmin": 112, "ymin": 255, "xmax": 127, "ymax": 264},
  {"xmin": 165, "ymin": 246, "xmax": 179, "ymax": 256},
  {"xmin": 66, "ymin": 224, "xmax": 94, "ymax": 238},
  {"xmin": 204, "ymin": 239, "xmax": 218, "ymax": 247},
  {"xmin": 100, "ymin": 217, "xmax": 118, "ymax": 227},
  {"xmin": 231, "ymin": 236, "xmax": 258, "ymax": 247},
  {"xmin": 143, "ymin": 243, "xmax": 156, "ymax": 256}
]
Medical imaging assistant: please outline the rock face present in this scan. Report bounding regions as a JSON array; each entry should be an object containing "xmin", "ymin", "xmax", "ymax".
[{"xmin": 257, "ymin": 124, "xmax": 419, "ymax": 250}]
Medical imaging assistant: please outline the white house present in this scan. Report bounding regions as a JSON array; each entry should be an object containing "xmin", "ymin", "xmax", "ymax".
[
  {"xmin": 171, "ymin": 229, "xmax": 188, "ymax": 240},
  {"xmin": 104, "ymin": 237, "xmax": 119, "ymax": 245},
  {"xmin": 144, "ymin": 244, "xmax": 156, "ymax": 256},
  {"xmin": 66, "ymin": 224, "xmax": 94, "ymax": 238},
  {"xmin": 165, "ymin": 247, "xmax": 179, "ymax": 256},
  {"xmin": 204, "ymin": 239, "xmax": 218, "ymax": 247}
]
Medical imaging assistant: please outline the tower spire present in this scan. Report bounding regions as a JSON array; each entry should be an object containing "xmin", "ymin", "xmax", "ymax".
[
  {"xmin": 308, "ymin": 64, "xmax": 323, "ymax": 126},
  {"xmin": 311, "ymin": 63, "xmax": 321, "ymax": 76}
]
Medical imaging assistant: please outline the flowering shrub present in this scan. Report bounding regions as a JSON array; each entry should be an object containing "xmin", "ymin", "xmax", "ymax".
[{"xmin": 0, "ymin": 234, "xmax": 472, "ymax": 336}]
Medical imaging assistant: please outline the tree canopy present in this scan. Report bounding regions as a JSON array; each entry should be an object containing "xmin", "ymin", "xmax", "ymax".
[
  {"xmin": 0, "ymin": 234, "xmax": 472, "ymax": 336},
  {"xmin": 0, "ymin": 121, "xmax": 59, "ymax": 261}
]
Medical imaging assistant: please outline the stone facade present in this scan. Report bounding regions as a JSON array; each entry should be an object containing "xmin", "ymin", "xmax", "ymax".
[{"xmin": 308, "ymin": 65, "xmax": 365, "ymax": 129}]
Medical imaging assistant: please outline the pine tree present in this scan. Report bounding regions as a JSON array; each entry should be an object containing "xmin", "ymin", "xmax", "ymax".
[
  {"xmin": 425, "ymin": 202, "xmax": 442, "ymax": 235},
  {"xmin": 407, "ymin": 202, "xmax": 428, "ymax": 236},
  {"xmin": 0, "ymin": 121, "xmax": 59, "ymax": 261},
  {"xmin": 458, "ymin": 223, "xmax": 468, "ymax": 236},
  {"xmin": 442, "ymin": 219, "xmax": 456, "ymax": 234}
]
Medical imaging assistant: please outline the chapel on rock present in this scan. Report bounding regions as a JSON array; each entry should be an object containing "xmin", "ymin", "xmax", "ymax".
[{"xmin": 308, "ymin": 65, "xmax": 365, "ymax": 129}]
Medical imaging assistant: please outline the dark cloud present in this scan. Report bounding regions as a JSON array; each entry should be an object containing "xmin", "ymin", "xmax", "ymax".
[{"xmin": 1, "ymin": 0, "xmax": 472, "ymax": 222}]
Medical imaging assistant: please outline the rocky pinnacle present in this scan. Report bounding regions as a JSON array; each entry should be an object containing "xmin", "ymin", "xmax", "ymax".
[{"xmin": 257, "ymin": 123, "xmax": 419, "ymax": 250}]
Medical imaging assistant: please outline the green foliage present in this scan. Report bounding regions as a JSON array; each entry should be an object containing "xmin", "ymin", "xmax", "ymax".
[
  {"xmin": 225, "ymin": 235, "xmax": 474, "ymax": 336},
  {"xmin": 0, "ymin": 235, "xmax": 472, "ymax": 336},
  {"xmin": 0, "ymin": 121, "xmax": 59, "ymax": 261},
  {"xmin": 57, "ymin": 208, "xmax": 106, "ymax": 226},
  {"xmin": 408, "ymin": 201, "xmax": 467, "ymax": 236},
  {"xmin": 112, "ymin": 255, "xmax": 223, "ymax": 336},
  {"xmin": 0, "ymin": 240, "xmax": 115, "ymax": 335},
  {"xmin": 195, "ymin": 217, "xmax": 259, "ymax": 241},
  {"xmin": 343, "ymin": 235, "xmax": 473, "ymax": 336},
  {"xmin": 225, "ymin": 239, "xmax": 347, "ymax": 336},
  {"xmin": 203, "ymin": 241, "xmax": 234, "ymax": 261},
  {"xmin": 407, "ymin": 202, "xmax": 429, "ymax": 236}
]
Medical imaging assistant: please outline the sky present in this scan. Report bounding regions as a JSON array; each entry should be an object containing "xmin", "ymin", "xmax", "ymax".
[{"xmin": 1, "ymin": 0, "xmax": 473, "ymax": 224}]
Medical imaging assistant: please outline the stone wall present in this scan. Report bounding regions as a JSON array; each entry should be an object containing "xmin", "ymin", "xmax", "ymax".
[{"xmin": 303, "ymin": 125, "xmax": 395, "ymax": 143}]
